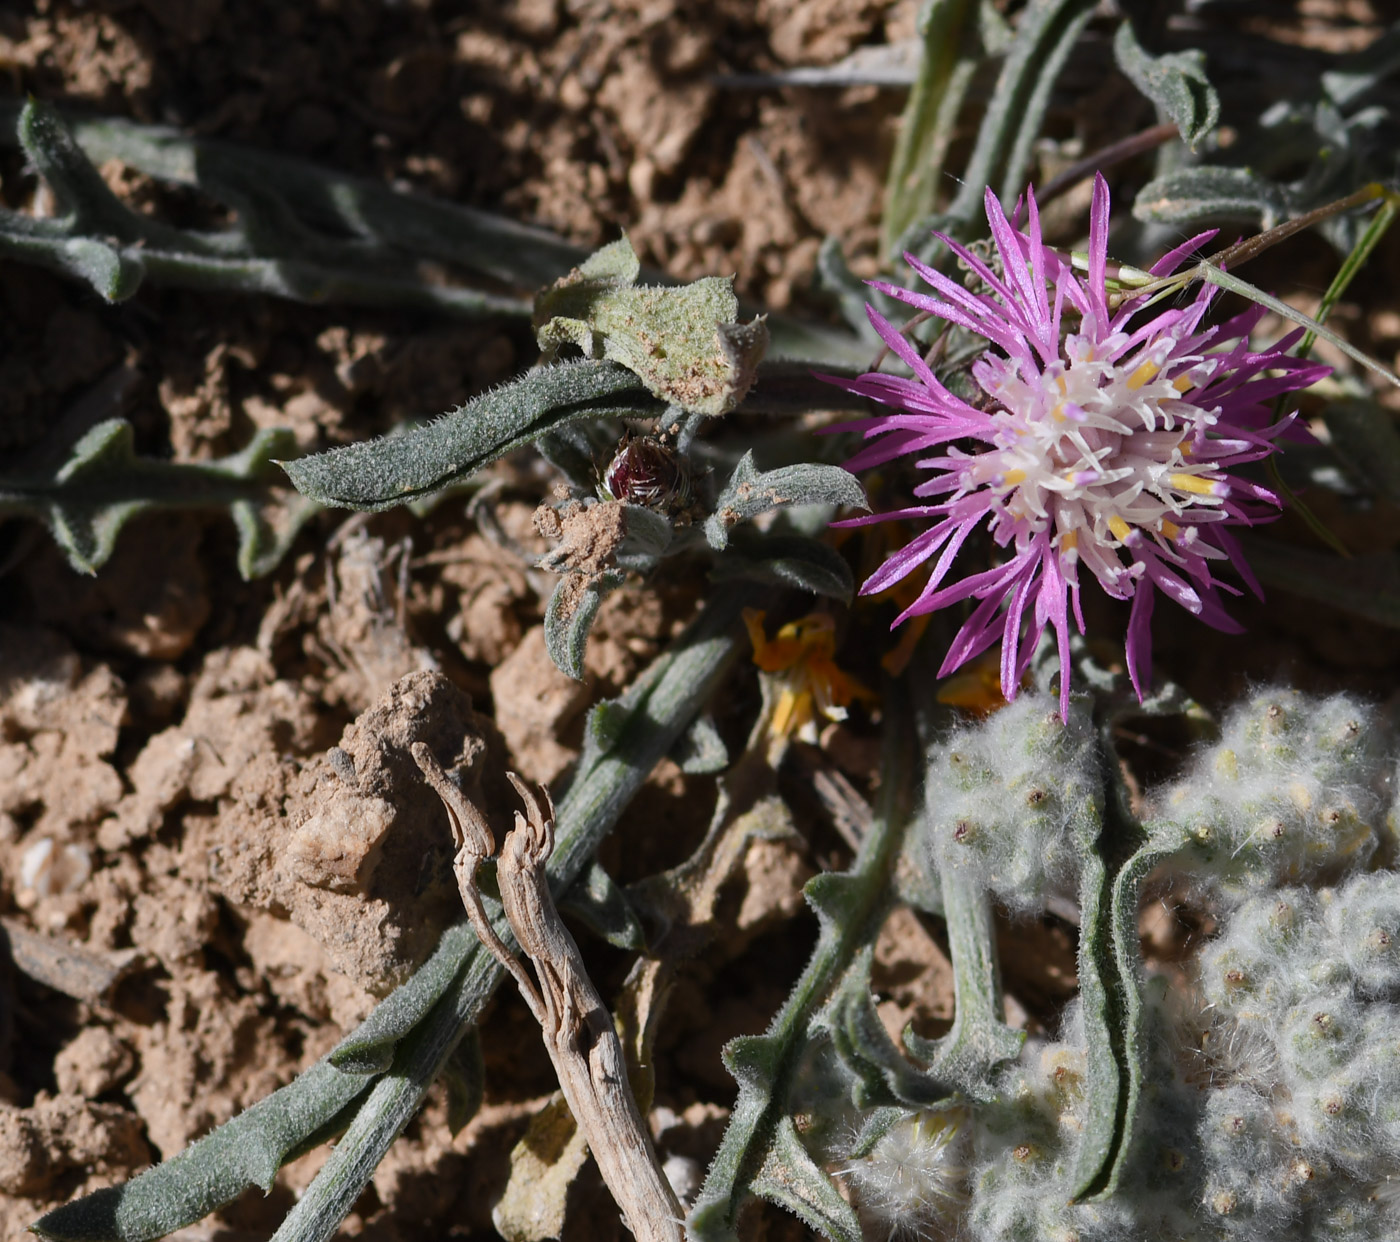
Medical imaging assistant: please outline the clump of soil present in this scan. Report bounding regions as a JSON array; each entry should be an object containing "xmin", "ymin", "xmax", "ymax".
[{"xmin": 214, "ymin": 668, "xmax": 498, "ymax": 995}]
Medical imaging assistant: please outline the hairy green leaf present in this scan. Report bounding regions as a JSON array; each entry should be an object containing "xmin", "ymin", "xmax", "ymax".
[
  {"xmin": 543, "ymin": 570, "xmax": 621, "ymax": 681},
  {"xmin": 1090, "ymin": 828, "xmax": 1190, "ymax": 1199},
  {"xmin": 281, "ymin": 361, "xmax": 662, "ymax": 510},
  {"xmin": 30, "ymin": 1059, "xmax": 371, "ymax": 1241},
  {"xmin": 1066, "ymin": 774, "xmax": 1129, "ymax": 1199},
  {"xmin": 2, "ymin": 101, "xmax": 527, "ymax": 316},
  {"xmin": 535, "ymin": 235, "xmax": 769, "ymax": 417},
  {"xmin": 821, "ymin": 948, "xmax": 958, "ymax": 1111},
  {"xmin": 924, "ymin": 0, "xmax": 1095, "ymax": 246},
  {"xmin": 559, "ymin": 859, "xmax": 647, "ymax": 951},
  {"xmin": 901, "ymin": 877, "xmax": 1025, "ymax": 1102},
  {"xmin": 1113, "ymin": 20, "xmax": 1219, "ymax": 149},
  {"xmin": 1133, "ymin": 165, "xmax": 1290, "ymax": 228},
  {"xmin": 668, "ymin": 714, "xmax": 730, "ymax": 775},
  {"xmin": 750, "ymin": 1116, "xmax": 863, "ymax": 1242},
  {"xmin": 329, "ymin": 922, "xmax": 478, "ymax": 1074},
  {"xmin": 704, "ymin": 452, "xmax": 867, "ymax": 551},
  {"xmin": 442, "ymin": 1031, "xmax": 485, "ymax": 1138},
  {"xmin": 710, "ymin": 531, "xmax": 855, "ymax": 603},
  {"xmin": 0, "ymin": 420, "xmax": 318, "ymax": 578}
]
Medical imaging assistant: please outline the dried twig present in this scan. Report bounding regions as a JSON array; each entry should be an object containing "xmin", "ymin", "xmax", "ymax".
[
  {"xmin": 0, "ymin": 917, "xmax": 147, "ymax": 1005},
  {"xmin": 412, "ymin": 744, "xmax": 685, "ymax": 1242}
]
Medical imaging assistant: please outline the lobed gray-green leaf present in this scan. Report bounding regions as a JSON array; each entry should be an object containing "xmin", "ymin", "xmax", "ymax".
[
  {"xmin": 750, "ymin": 1116, "xmax": 863, "ymax": 1242},
  {"xmin": 690, "ymin": 698, "xmax": 917, "ymax": 1241},
  {"xmin": 667, "ymin": 714, "xmax": 730, "ymax": 775},
  {"xmin": 0, "ymin": 420, "xmax": 318, "ymax": 579}
]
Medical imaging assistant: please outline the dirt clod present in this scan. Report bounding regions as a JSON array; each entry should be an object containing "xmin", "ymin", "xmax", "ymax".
[{"xmin": 215, "ymin": 670, "xmax": 495, "ymax": 994}]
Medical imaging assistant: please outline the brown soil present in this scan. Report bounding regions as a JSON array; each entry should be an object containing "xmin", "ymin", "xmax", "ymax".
[{"xmin": 0, "ymin": 2, "xmax": 1396, "ymax": 1241}]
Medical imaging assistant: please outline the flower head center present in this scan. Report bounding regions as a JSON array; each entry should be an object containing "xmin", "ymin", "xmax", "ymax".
[{"xmin": 968, "ymin": 330, "xmax": 1228, "ymax": 588}]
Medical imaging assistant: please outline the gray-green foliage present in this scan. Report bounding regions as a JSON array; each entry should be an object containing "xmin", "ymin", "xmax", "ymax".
[
  {"xmin": 0, "ymin": 420, "xmax": 318, "ymax": 578},
  {"xmin": 1112, "ymin": 19, "xmax": 1220, "ymax": 150},
  {"xmin": 1, "ymin": 100, "xmax": 527, "ymax": 316},
  {"xmin": 688, "ymin": 692, "xmax": 921, "ymax": 1242},
  {"xmin": 896, "ymin": 0, "xmax": 1097, "ymax": 261},
  {"xmin": 534, "ymin": 234, "xmax": 769, "ymax": 418},
  {"xmin": 280, "ymin": 360, "xmax": 662, "ymax": 511},
  {"xmin": 1133, "ymin": 21, "xmax": 1400, "ymax": 253}
]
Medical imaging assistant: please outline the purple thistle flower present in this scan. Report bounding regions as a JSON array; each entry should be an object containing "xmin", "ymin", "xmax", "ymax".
[{"xmin": 826, "ymin": 174, "xmax": 1329, "ymax": 718}]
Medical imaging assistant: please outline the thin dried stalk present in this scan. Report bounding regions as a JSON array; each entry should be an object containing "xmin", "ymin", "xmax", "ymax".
[{"xmin": 412, "ymin": 744, "xmax": 684, "ymax": 1242}]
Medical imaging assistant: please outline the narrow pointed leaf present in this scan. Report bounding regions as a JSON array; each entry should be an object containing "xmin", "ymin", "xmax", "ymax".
[
  {"xmin": 280, "ymin": 361, "xmax": 662, "ymax": 510},
  {"xmin": 751, "ymin": 1117, "xmax": 863, "ymax": 1242},
  {"xmin": 1196, "ymin": 262, "xmax": 1400, "ymax": 387}
]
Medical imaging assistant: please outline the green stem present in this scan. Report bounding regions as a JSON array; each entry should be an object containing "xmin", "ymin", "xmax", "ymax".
[
  {"xmin": 689, "ymin": 679, "xmax": 918, "ymax": 1239},
  {"xmin": 909, "ymin": 875, "xmax": 1025, "ymax": 1100}
]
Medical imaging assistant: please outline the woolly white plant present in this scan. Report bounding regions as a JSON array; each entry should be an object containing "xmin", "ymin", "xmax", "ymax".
[
  {"xmin": 824, "ymin": 688, "xmax": 1400, "ymax": 1242},
  {"xmin": 921, "ymin": 693, "xmax": 1102, "ymax": 915},
  {"xmin": 1188, "ymin": 873, "xmax": 1400, "ymax": 1238},
  {"xmin": 838, "ymin": 1107, "xmax": 970, "ymax": 1241},
  {"xmin": 1150, "ymin": 688, "xmax": 1387, "ymax": 901}
]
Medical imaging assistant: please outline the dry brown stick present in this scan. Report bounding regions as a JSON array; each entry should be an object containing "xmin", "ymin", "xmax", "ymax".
[
  {"xmin": 0, "ymin": 916, "xmax": 147, "ymax": 1005},
  {"xmin": 412, "ymin": 744, "xmax": 685, "ymax": 1242}
]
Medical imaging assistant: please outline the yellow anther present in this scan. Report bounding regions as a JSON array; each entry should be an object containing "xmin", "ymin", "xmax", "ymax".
[
  {"xmin": 1059, "ymin": 530, "xmax": 1078, "ymax": 551},
  {"xmin": 1127, "ymin": 360, "xmax": 1160, "ymax": 390},
  {"xmin": 1160, "ymin": 519, "xmax": 1181, "ymax": 540},
  {"xmin": 1173, "ymin": 374, "xmax": 1194, "ymax": 393},
  {"xmin": 1002, "ymin": 468, "xmax": 1027, "ymax": 486},
  {"xmin": 1107, "ymin": 515, "xmax": 1132, "ymax": 541},
  {"xmin": 1170, "ymin": 472, "xmax": 1218, "ymax": 496}
]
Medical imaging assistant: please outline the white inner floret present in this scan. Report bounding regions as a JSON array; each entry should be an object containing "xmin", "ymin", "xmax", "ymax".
[{"xmin": 967, "ymin": 329, "xmax": 1229, "ymax": 596}]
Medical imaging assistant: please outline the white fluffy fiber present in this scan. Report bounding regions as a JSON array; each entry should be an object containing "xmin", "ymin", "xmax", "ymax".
[
  {"xmin": 1187, "ymin": 873, "xmax": 1400, "ymax": 1237},
  {"xmin": 922, "ymin": 693, "xmax": 1102, "ymax": 914},
  {"xmin": 1151, "ymin": 688, "xmax": 1387, "ymax": 900},
  {"xmin": 832, "ymin": 687, "xmax": 1400, "ymax": 1240}
]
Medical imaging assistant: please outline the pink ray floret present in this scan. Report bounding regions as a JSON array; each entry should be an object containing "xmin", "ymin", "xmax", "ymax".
[{"xmin": 825, "ymin": 175, "xmax": 1328, "ymax": 718}]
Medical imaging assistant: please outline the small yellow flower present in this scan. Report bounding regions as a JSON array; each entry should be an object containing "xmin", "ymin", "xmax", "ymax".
[{"xmin": 744, "ymin": 608, "xmax": 873, "ymax": 747}]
